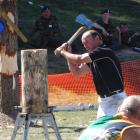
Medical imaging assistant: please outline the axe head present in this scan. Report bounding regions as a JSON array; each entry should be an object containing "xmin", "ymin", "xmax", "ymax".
[{"xmin": 76, "ymin": 14, "xmax": 93, "ymax": 28}]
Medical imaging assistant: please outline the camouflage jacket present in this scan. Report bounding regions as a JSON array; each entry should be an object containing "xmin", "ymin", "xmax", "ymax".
[
  {"xmin": 96, "ymin": 19, "xmax": 115, "ymax": 45},
  {"xmin": 31, "ymin": 15, "xmax": 61, "ymax": 37}
]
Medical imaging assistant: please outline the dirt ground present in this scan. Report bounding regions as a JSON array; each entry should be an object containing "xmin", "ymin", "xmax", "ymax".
[{"xmin": 0, "ymin": 113, "xmax": 15, "ymax": 128}]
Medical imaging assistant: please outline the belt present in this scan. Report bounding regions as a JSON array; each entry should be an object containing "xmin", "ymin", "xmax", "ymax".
[{"xmin": 100, "ymin": 89, "xmax": 123, "ymax": 98}]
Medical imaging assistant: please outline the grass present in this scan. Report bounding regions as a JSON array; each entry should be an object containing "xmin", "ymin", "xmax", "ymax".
[
  {"xmin": 17, "ymin": 0, "xmax": 140, "ymax": 74},
  {"xmin": 0, "ymin": 110, "xmax": 97, "ymax": 140},
  {"xmin": 17, "ymin": 0, "xmax": 140, "ymax": 40}
]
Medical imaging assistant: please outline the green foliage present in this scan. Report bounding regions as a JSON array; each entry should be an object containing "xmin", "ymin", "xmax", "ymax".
[{"xmin": 17, "ymin": 0, "xmax": 140, "ymax": 41}]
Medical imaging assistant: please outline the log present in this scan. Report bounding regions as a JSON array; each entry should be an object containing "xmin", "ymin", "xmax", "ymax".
[{"xmin": 21, "ymin": 49, "xmax": 48, "ymax": 113}]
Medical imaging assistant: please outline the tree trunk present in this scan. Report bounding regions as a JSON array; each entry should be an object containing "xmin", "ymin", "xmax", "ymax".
[
  {"xmin": 21, "ymin": 49, "xmax": 48, "ymax": 113},
  {"xmin": 0, "ymin": 0, "xmax": 19, "ymax": 116}
]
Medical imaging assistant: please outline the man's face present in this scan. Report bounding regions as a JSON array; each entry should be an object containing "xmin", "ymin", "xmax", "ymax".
[
  {"xmin": 42, "ymin": 9, "xmax": 51, "ymax": 18},
  {"xmin": 82, "ymin": 34, "xmax": 97, "ymax": 52},
  {"xmin": 102, "ymin": 12, "xmax": 110, "ymax": 20},
  {"xmin": 120, "ymin": 24, "xmax": 128, "ymax": 33}
]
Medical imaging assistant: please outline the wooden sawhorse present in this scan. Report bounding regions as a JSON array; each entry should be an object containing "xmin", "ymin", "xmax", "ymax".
[{"xmin": 11, "ymin": 112, "xmax": 62, "ymax": 140}]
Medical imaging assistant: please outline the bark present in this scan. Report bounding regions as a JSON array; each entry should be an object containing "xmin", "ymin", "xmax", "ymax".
[
  {"xmin": 0, "ymin": 0, "xmax": 19, "ymax": 116},
  {"xmin": 21, "ymin": 49, "xmax": 48, "ymax": 113}
]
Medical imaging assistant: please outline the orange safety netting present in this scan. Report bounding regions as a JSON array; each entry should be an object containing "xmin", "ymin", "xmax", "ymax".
[
  {"xmin": 19, "ymin": 59, "xmax": 140, "ymax": 106},
  {"xmin": 48, "ymin": 72, "xmax": 97, "ymax": 106},
  {"xmin": 122, "ymin": 60, "xmax": 140, "ymax": 96},
  {"xmin": 48, "ymin": 59, "xmax": 140, "ymax": 105}
]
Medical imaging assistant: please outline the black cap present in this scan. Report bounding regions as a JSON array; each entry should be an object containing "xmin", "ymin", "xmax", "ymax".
[
  {"xmin": 41, "ymin": 5, "xmax": 50, "ymax": 13},
  {"xmin": 100, "ymin": 9, "xmax": 110, "ymax": 14}
]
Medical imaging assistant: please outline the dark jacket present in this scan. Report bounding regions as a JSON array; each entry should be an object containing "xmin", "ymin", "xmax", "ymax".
[
  {"xmin": 96, "ymin": 19, "xmax": 115, "ymax": 45},
  {"xmin": 31, "ymin": 15, "xmax": 61, "ymax": 37}
]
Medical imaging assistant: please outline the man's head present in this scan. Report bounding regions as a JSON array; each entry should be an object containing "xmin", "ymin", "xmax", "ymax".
[
  {"xmin": 100, "ymin": 9, "xmax": 111, "ymax": 22},
  {"xmin": 41, "ymin": 5, "xmax": 51, "ymax": 19},
  {"xmin": 81, "ymin": 30, "xmax": 102, "ymax": 52},
  {"xmin": 119, "ymin": 95, "xmax": 140, "ymax": 125},
  {"xmin": 119, "ymin": 22, "xmax": 128, "ymax": 33}
]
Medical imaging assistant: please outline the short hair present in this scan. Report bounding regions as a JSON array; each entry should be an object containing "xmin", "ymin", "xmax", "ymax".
[
  {"xmin": 119, "ymin": 95, "xmax": 140, "ymax": 115},
  {"xmin": 119, "ymin": 22, "xmax": 128, "ymax": 27},
  {"xmin": 90, "ymin": 30, "xmax": 102, "ymax": 40},
  {"xmin": 41, "ymin": 5, "xmax": 50, "ymax": 13},
  {"xmin": 100, "ymin": 9, "xmax": 110, "ymax": 14},
  {"xmin": 82, "ymin": 30, "xmax": 103, "ymax": 46},
  {"xmin": 84, "ymin": 30, "xmax": 102, "ymax": 40}
]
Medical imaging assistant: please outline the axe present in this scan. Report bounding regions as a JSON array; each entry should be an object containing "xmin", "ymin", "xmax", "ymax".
[
  {"xmin": 67, "ymin": 26, "xmax": 87, "ymax": 45},
  {"xmin": 76, "ymin": 14, "xmax": 108, "ymax": 35},
  {"xmin": 54, "ymin": 26, "xmax": 87, "ymax": 56},
  {"xmin": 76, "ymin": 14, "xmax": 94, "ymax": 28}
]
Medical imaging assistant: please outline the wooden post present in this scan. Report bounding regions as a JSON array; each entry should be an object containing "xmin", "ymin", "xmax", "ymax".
[
  {"xmin": 0, "ymin": 0, "xmax": 19, "ymax": 116},
  {"xmin": 1, "ymin": 11, "xmax": 28, "ymax": 43},
  {"xmin": 21, "ymin": 49, "xmax": 48, "ymax": 113}
]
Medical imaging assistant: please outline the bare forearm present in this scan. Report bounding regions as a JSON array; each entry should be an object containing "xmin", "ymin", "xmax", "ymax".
[
  {"xmin": 67, "ymin": 58, "xmax": 91, "ymax": 76},
  {"xmin": 60, "ymin": 50, "xmax": 81, "ymax": 64},
  {"xmin": 94, "ymin": 23, "xmax": 108, "ymax": 35},
  {"xmin": 67, "ymin": 60, "xmax": 81, "ymax": 76}
]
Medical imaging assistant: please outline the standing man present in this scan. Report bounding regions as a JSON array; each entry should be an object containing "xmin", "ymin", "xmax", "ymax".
[
  {"xmin": 54, "ymin": 30, "xmax": 127, "ymax": 118},
  {"xmin": 96, "ymin": 9, "xmax": 115, "ymax": 46},
  {"xmin": 29, "ymin": 5, "xmax": 62, "ymax": 49},
  {"xmin": 96, "ymin": 9, "xmax": 120, "ymax": 50},
  {"xmin": 116, "ymin": 22, "xmax": 135, "ymax": 47}
]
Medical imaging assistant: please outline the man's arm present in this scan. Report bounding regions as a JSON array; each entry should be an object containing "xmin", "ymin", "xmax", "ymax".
[
  {"xmin": 61, "ymin": 50, "xmax": 90, "ymax": 64},
  {"xmin": 61, "ymin": 50, "xmax": 91, "ymax": 76},
  {"xmin": 55, "ymin": 43, "xmax": 92, "ymax": 64},
  {"xmin": 67, "ymin": 59, "xmax": 91, "ymax": 76},
  {"xmin": 93, "ymin": 22, "xmax": 109, "ymax": 36},
  {"xmin": 30, "ymin": 20, "xmax": 39, "ymax": 36},
  {"xmin": 54, "ymin": 43, "xmax": 92, "ymax": 76},
  {"xmin": 116, "ymin": 26, "xmax": 122, "ymax": 45},
  {"xmin": 52, "ymin": 15, "xmax": 61, "ymax": 35},
  {"xmin": 122, "ymin": 127, "xmax": 140, "ymax": 140}
]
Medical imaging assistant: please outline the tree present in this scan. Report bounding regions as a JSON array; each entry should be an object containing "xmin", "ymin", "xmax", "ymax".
[{"xmin": 0, "ymin": 0, "xmax": 19, "ymax": 118}]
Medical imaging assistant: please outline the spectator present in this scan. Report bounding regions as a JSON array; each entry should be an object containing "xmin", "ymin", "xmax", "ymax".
[
  {"xmin": 96, "ymin": 9, "xmax": 115, "ymax": 45},
  {"xmin": 54, "ymin": 30, "xmax": 127, "ymax": 118},
  {"xmin": 29, "ymin": 5, "xmax": 62, "ymax": 49},
  {"xmin": 96, "ymin": 9, "xmax": 120, "ymax": 50},
  {"xmin": 79, "ymin": 95, "xmax": 140, "ymax": 140},
  {"xmin": 116, "ymin": 22, "xmax": 134, "ymax": 47},
  {"xmin": 129, "ymin": 32, "xmax": 140, "ymax": 48}
]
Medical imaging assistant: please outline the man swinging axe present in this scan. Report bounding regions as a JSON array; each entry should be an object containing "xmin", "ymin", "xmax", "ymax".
[{"xmin": 54, "ymin": 27, "xmax": 127, "ymax": 118}]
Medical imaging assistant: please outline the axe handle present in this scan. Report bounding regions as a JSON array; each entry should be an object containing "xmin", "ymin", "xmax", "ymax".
[
  {"xmin": 67, "ymin": 26, "xmax": 87, "ymax": 45},
  {"xmin": 54, "ymin": 26, "xmax": 87, "ymax": 56}
]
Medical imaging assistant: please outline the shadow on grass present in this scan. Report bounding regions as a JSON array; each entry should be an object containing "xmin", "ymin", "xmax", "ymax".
[
  {"xmin": 21, "ymin": 125, "xmax": 85, "ymax": 133},
  {"xmin": 58, "ymin": 126, "xmax": 85, "ymax": 133}
]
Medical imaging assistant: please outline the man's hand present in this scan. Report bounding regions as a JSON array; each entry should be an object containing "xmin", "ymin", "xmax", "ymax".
[
  {"xmin": 102, "ymin": 29, "xmax": 109, "ymax": 36},
  {"xmin": 54, "ymin": 43, "xmax": 69, "ymax": 56},
  {"xmin": 116, "ymin": 26, "xmax": 121, "ymax": 33}
]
